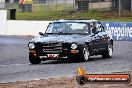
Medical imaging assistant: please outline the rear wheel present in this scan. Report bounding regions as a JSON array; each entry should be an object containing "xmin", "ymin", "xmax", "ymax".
[{"xmin": 102, "ymin": 43, "xmax": 113, "ymax": 58}]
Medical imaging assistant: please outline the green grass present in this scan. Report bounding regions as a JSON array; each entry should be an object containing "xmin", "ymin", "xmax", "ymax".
[
  {"xmin": 16, "ymin": 11, "xmax": 100, "ymax": 20},
  {"xmin": 16, "ymin": 11, "xmax": 132, "ymax": 22}
]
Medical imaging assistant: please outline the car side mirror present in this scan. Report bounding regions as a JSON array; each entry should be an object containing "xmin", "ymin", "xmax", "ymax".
[
  {"xmin": 39, "ymin": 32, "xmax": 44, "ymax": 36},
  {"xmin": 39, "ymin": 32, "xmax": 48, "ymax": 37},
  {"xmin": 91, "ymin": 31, "xmax": 99, "ymax": 35},
  {"xmin": 91, "ymin": 33, "xmax": 95, "ymax": 36},
  {"xmin": 96, "ymin": 30, "xmax": 101, "ymax": 34}
]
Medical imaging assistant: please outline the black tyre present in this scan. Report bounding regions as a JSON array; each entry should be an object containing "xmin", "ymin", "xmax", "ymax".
[
  {"xmin": 29, "ymin": 57, "xmax": 41, "ymax": 64},
  {"xmin": 102, "ymin": 43, "xmax": 113, "ymax": 58},
  {"xmin": 81, "ymin": 45, "xmax": 90, "ymax": 62}
]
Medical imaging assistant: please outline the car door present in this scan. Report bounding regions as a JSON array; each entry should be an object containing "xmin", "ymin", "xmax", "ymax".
[
  {"xmin": 96, "ymin": 21, "xmax": 108, "ymax": 50},
  {"xmin": 89, "ymin": 22, "xmax": 101, "ymax": 51}
]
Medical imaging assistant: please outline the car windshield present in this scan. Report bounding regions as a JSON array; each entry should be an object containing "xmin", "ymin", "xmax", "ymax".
[{"xmin": 46, "ymin": 22, "xmax": 89, "ymax": 34}]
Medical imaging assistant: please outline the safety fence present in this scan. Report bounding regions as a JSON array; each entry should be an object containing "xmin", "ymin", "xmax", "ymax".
[
  {"xmin": 2, "ymin": 0, "xmax": 132, "ymax": 17},
  {"xmin": 102, "ymin": 22, "xmax": 132, "ymax": 41},
  {"xmin": 4, "ymin": 0, "xmax": 112, "ymax": 11}
]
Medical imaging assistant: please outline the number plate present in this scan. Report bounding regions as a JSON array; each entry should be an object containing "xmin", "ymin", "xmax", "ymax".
[{"xmin": 47, "ymin": 54, "xmax": 59, "ymax": 58}]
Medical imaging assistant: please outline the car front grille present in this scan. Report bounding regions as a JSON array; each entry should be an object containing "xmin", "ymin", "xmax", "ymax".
[{"xmin": 43, "ymin": 42, "xmax": 62, "ymax": 53}]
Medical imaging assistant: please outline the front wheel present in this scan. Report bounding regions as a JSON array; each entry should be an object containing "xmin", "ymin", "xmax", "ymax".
[
  {"xmin": 29, "ymin": 58, "xmax": 41, "ymax": 64},
  {"xmin": 81, "ymin": 46, "xmax": 90, "ymax": 62},
  {"xmin": 29, "ymin": 55, "xmax": 41, "ymax": 64},
  {"xmin": 102, "ymin": 43, "xmax": 113, "ymax": 58}
]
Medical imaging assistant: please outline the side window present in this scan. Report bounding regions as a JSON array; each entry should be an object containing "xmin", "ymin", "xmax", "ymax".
[
  {"xmin": 97, "ymin": 21, "xmax": 105, "ymax": 32},
  {"xmin": 90, "ymin": 22, "xmax": 97, "ymax": 34},
  {"xmin": 96, "ymin": 22, "xmax": 102, "ymax": 33},
  {"xmin": 90, "ymin": 21, "xmax": 105, "ymax": 34}
]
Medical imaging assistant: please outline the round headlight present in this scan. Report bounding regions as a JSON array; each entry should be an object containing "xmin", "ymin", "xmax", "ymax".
[
  {"xmin": 29, "ymin": 43, "xmax": 35, "ymax": 49},
  {"xmin": 71, "ymin": 43, "xmax": 78, "ymax": 49}
]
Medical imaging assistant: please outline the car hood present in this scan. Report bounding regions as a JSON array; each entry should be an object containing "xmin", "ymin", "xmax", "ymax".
[{"xmin": 31, "ymin": 34, "xmax": 90, "ymax": 43}]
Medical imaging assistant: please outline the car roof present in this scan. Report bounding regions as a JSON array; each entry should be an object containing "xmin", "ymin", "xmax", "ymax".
[{"xmin": 52, "ymin": 19, "xmax": 98, "ymax": 23}]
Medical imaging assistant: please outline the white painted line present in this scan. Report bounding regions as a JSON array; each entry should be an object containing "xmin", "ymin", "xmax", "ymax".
[{"xmin": 0, "ymin": 63, "xmax": 30, "ymax": 67}]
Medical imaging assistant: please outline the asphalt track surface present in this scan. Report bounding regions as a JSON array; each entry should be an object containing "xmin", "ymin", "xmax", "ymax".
[{"xmin": 0, "ymin": 35, "xmax": 132, "ymax": 83}]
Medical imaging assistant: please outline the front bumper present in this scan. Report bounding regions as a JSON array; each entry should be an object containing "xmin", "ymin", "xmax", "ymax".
[
  {"xmin": 29, "ymin": 49, "xmax": 80, "ymax": 61},
  {"xmin": 29, "ymin": 42, "xmax": 81, "ymax": 61}
]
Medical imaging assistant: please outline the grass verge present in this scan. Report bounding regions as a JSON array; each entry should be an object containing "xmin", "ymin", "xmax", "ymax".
[{"xmin": 16, "ymin": 10, "xmax": 132, "ymax": 22}]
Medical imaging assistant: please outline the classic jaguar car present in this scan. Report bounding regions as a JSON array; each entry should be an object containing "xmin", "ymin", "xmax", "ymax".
[{"xmin": 28, "ymin": 19, "xmax": 113, "ymax": 64}]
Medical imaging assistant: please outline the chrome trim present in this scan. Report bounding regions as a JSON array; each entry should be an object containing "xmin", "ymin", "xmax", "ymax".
[{"xmin": 39, "ymin": 56, "xmax": 68, "ymax": 59}]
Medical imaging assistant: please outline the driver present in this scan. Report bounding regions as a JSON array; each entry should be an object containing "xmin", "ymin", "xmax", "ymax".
[
  {"xmin": 83, "ymin": 26, "xmax": 89, "ymax": 33},
  {"xmin": 62, "ymin": 23, "xmax": 72, "ymax": 33}
]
